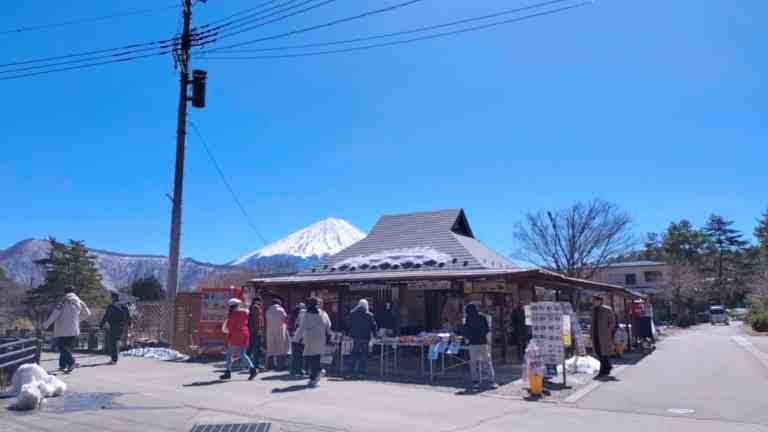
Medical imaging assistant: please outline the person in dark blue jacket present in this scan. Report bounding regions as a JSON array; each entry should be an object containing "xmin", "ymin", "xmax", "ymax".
[
  {"xmin": 346, "ymin": 299, "xmax": 378, "ymax": 379},
  {"xmin": 100, "ymin": 292, "xmax": 132, "ymax": 364}
]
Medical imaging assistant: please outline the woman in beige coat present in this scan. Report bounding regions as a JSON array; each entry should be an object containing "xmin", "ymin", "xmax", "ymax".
[
  {"xmin": 294, "ymin": 297, "xmax": 332, "ymax": 387},
  {"xmin": 265, "ymin": 298, "xmax": 290, "ymax": 370}
]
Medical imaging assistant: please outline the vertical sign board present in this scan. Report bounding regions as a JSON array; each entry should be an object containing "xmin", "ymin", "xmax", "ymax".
[
  {"xmin": 198, "ymin": 287, "xmax": 234, "ymax": 356},
  {"xmin": 529, "ymin": 302, "xmax": 566, "ymax": 367}
]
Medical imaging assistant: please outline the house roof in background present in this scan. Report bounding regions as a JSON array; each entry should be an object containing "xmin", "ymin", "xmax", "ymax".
[
  {"xmin": 606, "ymin": 260, "xmax": 666, "ymax": 268},
  {"xmin": 303, "ymin": 208, "xmax": 515, "ymax": 275}
]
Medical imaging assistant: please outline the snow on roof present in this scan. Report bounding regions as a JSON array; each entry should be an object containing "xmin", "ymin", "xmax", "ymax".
[{"xmin": 334, "ymin": 247, "xmax": 452, "ymax": 271}]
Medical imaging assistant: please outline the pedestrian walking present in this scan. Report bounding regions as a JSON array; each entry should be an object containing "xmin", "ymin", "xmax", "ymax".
[
  {"xmin": 290, "ymin": 302, "xmax": 307, "ymax": 376},
  {"xmin": 247, "ymin": 297, "xmax": 264, "ymax": 369},
  {"xmin": 294, "ymin": 297, "xmax": 332, "ymax": 387},
  {"xmin": 591, "ymin": 295, "xmax": 617, "ymax": 378},
  {"xmin": 99, "ymin": 292, "xmax": 131, "ymax": 365},
  {"xmin": 220, "ymin": 298, "xmax": 257, "ymax": 381},
  {"xmin": 462, "ymin": 303, "xmax": 497, "ymax": 390},
  {"xmin": 346, "ymin": 299, "xmax": 377, "ymax": 379},
  {"xmin": 265, "ymin": 298, "xmax": 290, "ymax": 370},
  {"xmin": 510, "ymin": 302, "xmax": 529, "ymax": 362},
  {"xmin": 43, "ymin": 287, "xmax": 91, "ymax": 374}
]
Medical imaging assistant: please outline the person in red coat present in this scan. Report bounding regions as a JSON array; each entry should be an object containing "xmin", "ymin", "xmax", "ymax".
[{"xmin": 221, "ymin": 298, "xmax": 257, "ymax": 381}]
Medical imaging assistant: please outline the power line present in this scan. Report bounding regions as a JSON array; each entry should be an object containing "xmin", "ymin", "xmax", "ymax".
[
  {"xmin": 188, "ymin": 121, "xmax": 269, "ymax": 246},
  {"xmin": 204, "ymin": 0, "xmax": 573, "ymax": 54},
  {"xmin": 196, "ymin": 0, "xmax": 427, "ymax": 52},
  {"xmin": 0, "ymin": 36, "xmax": 181, "ymax": 69},
  {"xmin": 192, "ymin": 0, "xmax": 338, "ymax": 49},
  {"xmin": 0, "ymin": 51, "xmax": 167, "ymax": 81},
  {"xmin": 0, "ymin": 44, "xmax": 177, "ymax": 75},
  {"xmin": 193, "ymin": 0, "xmax": 298, "ymax": 34},
  {"xmin": 0, "ymin": 3, "xmax": 180, "ymax": 36},
  {"xmin": 201, "ymin": 2, "xmax": 590, "ymax": 60}
]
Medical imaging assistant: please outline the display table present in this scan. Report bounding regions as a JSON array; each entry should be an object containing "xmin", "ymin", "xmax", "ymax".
[{"xmin": 374, "ymin": 333, "xmax": 467, "ymax": 382}]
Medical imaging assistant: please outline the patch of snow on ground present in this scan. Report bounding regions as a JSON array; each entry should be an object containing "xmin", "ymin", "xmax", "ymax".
[
  {"xmin": 335, "ymin": 247, "xmax": 452, "ymax": 269},
  {"xmin": 123, "ymin": 348, "xmax": 189, "ymax": 362},
  {"xmin": 1, "ymin": 363, "xmax": 67, "ymax": 411}
]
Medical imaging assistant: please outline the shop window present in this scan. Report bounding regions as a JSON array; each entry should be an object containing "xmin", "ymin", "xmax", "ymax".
[
  {"xmin": 644, "ymin": 271, "xmax": 662, "ymax": 282},
  {"xmin": 625, "ymin": 273, "xmax": 637, "ymax": 285}
]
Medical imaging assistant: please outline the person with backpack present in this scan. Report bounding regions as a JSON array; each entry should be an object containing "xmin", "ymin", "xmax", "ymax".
[
  {"xmin": 43, "ymin": 287, "xmax": 92, "ymax": 373},
  {"xmin": 346, "ymin": 299, "xmax": 378, "ymax": 380},
  {"xmin": 100, "ymin": 292, "xmax": 132, "ymax": 365}
]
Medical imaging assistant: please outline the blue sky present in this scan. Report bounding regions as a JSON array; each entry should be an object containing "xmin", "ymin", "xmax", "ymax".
[{"xmin": 2, "ymin": 0, "xmax": 766, "ymax": 264}]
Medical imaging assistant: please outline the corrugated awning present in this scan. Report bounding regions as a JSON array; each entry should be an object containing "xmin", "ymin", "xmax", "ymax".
[{"xmin": 247, "ymin": 268, "xmax": 641, "ymax": 299}]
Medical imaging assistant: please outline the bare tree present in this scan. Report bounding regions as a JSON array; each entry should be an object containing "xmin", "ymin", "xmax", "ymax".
[
  {"xmin": 664, "ymin": 263, "xmax": 703, "ymax": 323},
  {"xmin": 514, "ymin": 199, "xmax": 635, "ymax": 279}
]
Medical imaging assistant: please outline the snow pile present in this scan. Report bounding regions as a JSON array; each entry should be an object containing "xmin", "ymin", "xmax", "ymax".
[
  {"xmin": 123, "ymin": 347, "xmax": 189, "ymax": 361},
  {"xmin": 335, "ymin": 247, "xmax": 452, "ymax": 270},
  {"xmin": 1, "ymin": 364, "xmax": 67, "ymax": 411},
  {"xmin": 233, "ymin": 218, "xmax": 365, "ymax": 264},
  {"xmin": 557, "ymin": 356, "xmax": 601, "ymax": 375}
]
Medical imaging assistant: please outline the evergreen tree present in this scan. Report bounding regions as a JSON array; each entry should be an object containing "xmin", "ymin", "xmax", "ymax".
[
  {"xmin": 701, "ymin": 215, "xmax": 749, "ymax": 305},
  {"xmin": 663, "ymin": 220, "xmax": 706, "ymax": 263},
  {"xmin": 130, "ymin": 276, "xmax": 165, "ymax": 301},
  {"xmin": 24, "ymin": 238, "xmax": 109, "ymax": 328},
  {"xmin": 756, "ymin": 208, "xmax": 768, "ymax": 257}
]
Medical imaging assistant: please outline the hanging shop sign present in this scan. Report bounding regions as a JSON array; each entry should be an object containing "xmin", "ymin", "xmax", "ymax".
[
  {"xmin": 464, "ymin": 280, "xmax": 516, "ymax": 294},
  {"xmin": 406, "ymin": 280, "xmax": 453, "ymax": 291},
  {"xmin": 349, "ymin": 282, "xmax": 389, "ymax": 291}
]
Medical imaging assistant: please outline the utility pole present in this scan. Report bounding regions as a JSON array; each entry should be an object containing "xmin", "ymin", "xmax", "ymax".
[{"xmin": 166, "ymin": 0, "xmax": 193, "ymax": 347}]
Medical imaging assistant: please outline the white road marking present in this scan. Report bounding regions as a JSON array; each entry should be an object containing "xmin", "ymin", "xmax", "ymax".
[
  {"xmin": 667, "ymin": 408, "xmax": 695, "ymax": 414},
  {"xmin": 563, "ymin": 365, "xmax": 627, "ymax": 404}
]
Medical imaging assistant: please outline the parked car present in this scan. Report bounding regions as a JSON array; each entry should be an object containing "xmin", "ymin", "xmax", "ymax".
[{"xmin": 709, "ymin": 306, "xmax": 730, "ymax": 325}]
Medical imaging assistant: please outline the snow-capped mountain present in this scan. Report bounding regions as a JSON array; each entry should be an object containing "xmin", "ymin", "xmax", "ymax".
[
  {"xmin": 232, "ymin": 218, "xmax": 365, "ymax": 269},
  {"xmin": 0, "ymin": 239, "xmax": 232, "ymax": 292},
  {"xmin": 0, "ymin": 218, "xmax": 365, "ymax": 293}
]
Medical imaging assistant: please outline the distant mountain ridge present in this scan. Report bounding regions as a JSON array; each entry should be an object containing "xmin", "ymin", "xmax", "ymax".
[
  {"xmin": 0, "ymin": 239, "xmax": 232, "ymax": 292},
  {"xmin": 0, "ymin": 218, "xmax": 365, "ymax": 292}
]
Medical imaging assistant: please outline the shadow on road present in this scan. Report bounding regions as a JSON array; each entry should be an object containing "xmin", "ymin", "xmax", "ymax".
[
  {"xmin": 593, "ymin": 376, "xmax": 620, "ymax": 382},
  {"xmin": 182, "ymin": 380, "xmax": 228, "ymax": 387},
  {"xmin": 272, "ymin": 384, "xmax": 312, "ymax": 393},
  {"xmin": 259, "ymin": 373, "xmax": 305, "ymax": 381}
]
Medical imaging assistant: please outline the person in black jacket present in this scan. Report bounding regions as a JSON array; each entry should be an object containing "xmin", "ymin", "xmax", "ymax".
[
  {"xmin": 346, "ymin": 299, "xmax": 378, "ymax": 379},
  {"xmin": 100, "ymin": 293, "xmax": 131, "ymax": 364},
  {"xmin": 462, "ymin": 303, "xmax": 497, "ymax": 390}
]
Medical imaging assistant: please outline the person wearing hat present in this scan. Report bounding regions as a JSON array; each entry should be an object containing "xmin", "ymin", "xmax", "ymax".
[
  {"xmin": 591, "ymin": 295, "xmax": 617, "ymax": 378},
  {"xmin": 221, "ymin": 298, "xmax": 257, "ymax": 381},
  {"xmin": 100, "ymin": 292, "xmax": 132, "ymax": 365}
]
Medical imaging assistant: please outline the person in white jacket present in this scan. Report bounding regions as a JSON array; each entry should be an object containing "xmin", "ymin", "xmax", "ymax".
[{"xmin": 43, "ymin": 287, "xmax": 91, "ymax": 373}]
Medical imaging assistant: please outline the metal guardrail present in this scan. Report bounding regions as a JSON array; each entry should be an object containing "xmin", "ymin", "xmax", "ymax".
[{"xmin": 0, "ymin": 337, "xmax": 42, "ymax": 390}]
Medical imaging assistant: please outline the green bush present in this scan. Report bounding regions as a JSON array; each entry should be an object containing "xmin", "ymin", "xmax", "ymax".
[{"xmin": 748, "ymin": 312, "xmax": 768, "ymax": 332}]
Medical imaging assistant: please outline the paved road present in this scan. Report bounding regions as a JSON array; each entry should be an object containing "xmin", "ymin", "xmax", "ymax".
[
  {"xmin": 574, "ymin": 322, "xmax": 768, "ymax": 426},
  {"xmin": 2, "ymin": 325, "xmax": 767, "ymax": 432}
]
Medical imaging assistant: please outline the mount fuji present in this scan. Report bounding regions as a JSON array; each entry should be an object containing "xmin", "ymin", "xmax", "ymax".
[
  {"xmin": 0, "ymin": 218, "xmax": 365, "ymax": 293},
  {"xmin": 231, "ymin": 218, "xmax": 366, "ymax": 271}
]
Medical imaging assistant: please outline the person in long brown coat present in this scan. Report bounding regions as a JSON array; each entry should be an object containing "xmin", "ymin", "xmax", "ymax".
[{"xmin": 591, "ymin": 295, "xmax": 617, "ymax": 377}]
